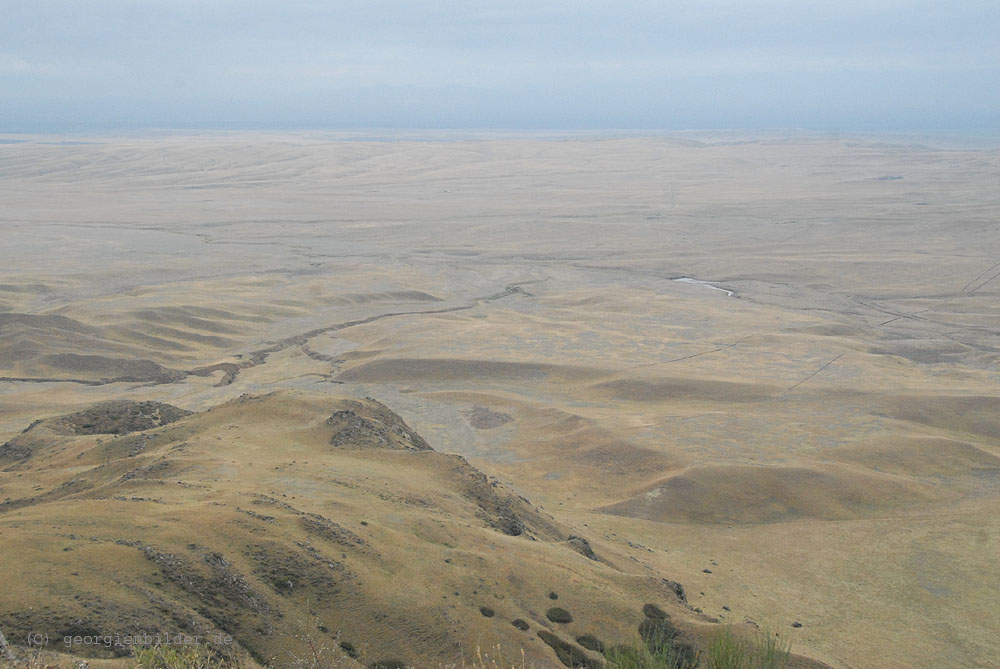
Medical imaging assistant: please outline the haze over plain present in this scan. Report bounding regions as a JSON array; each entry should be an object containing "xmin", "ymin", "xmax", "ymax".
[{"xmin": 2, "ymin": 2, "xmax": 999, "ymax": 668}]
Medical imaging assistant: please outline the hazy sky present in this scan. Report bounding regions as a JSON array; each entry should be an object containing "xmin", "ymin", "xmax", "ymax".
[{"xmin": 2, "ymin": 0, "xmax": 998, "ymax": 132}]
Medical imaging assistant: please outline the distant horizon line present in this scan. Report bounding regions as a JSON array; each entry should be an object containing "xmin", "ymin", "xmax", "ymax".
[{"xmin": 3, "ymin": 125, "xmax": 1000, "ymax": 143}]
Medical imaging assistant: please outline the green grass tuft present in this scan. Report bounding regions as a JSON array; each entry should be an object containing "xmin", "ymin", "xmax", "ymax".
[
  {"xmin": 704, "ymin": 626, "xmax": 791, "ymax": 669},
  {"xmin": 134, "ymin": 644, "xmax": 243, "ymax": 668},
  {"xmin": 604, "ymin": 637, "xmax": 697, "ymax": 669}
]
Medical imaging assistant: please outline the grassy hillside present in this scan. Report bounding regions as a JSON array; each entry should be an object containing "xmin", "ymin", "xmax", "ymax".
[{"xmin": 1, "ymin": 392, "xmax": 823, "ymax": 668}]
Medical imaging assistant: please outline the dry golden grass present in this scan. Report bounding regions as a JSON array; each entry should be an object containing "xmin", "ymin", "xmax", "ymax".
[{"xmin": 2, "ymin": 134, "xmax": 998, "ymax": 667}]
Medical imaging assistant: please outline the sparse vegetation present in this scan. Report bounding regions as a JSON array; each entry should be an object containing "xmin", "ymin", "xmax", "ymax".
[
  {"xmin": 704, "ymin": 626, "xmax": 791, "ymax": 669},
  {"xmin": 604, "ymin": 636, "xmax": 698, "ymax": 669},
  {"xmin": 0, "ymin": 378, "xmax": 816, "ymax": 669},
  {"xmin": 641, "ymin": 605, "xmax": 667, "ymax": 620},
  {"xmin": 638, "ymin": 617, "xmax": 677, "ymax": 647},
  {"xmin": 455, "ymin": 644, "xmax": 527, "ymax": 669},
  {"xmin": 536, "ymin": 631, "xmax": 598, "ymax": 669},
  {"xmin": 62, "ymin": 401, "xmax": 192, "ymax": 436},
  {"xmin": 606, "ymin": 603, "xmax": 698, "ymax": 668},
  {"xmin": 368, "ymin": 660, "xmax": 407, "ymax": 669},
  {"xmin": 281, "ymin": 627, "xmax": 364, "ymax": 668},
  {"xmin": 545, "ymin": 607, "xmax": 573, "ymax": 624},
  {"xmin": 134, "ymin": 644, "xmax": 243, "ymax": 669},
  {"xmin": 575, "ymin": 634, "xmax": 604, "ymax": 653},
  {"xmin": 339, "ymin": 641, "xmax": 359, "ymax": 659}
]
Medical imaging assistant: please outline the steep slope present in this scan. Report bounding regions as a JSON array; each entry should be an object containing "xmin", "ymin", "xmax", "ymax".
[{"xmin": 0, "ymin": 391, "xmax": 810, "ymax": 668}]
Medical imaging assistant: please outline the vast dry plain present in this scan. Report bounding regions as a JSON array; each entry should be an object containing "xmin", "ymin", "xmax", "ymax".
[{"xmin": 0, "ymin": 133, "xmax": 998, "ymax": 668}]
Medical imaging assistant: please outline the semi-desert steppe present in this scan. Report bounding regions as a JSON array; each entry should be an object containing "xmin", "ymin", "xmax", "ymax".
[{"xmin": 1, "ymin": 133, "xmax": 998, "ymax": 668}]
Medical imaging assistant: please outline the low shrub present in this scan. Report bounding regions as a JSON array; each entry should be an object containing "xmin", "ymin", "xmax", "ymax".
[{"xmin": 546, "ymin": 608, "xmax": 573, "ymax": 624}]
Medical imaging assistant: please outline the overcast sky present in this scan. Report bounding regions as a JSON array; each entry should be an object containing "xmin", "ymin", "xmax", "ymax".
[{"xmin": 2, "ymin": 0, "xmax": 998, "ymax": 132}]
